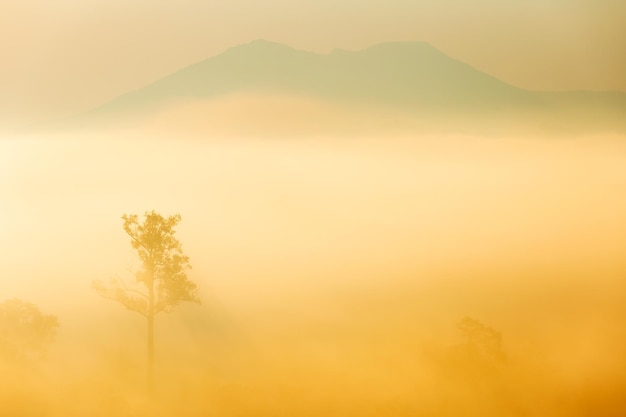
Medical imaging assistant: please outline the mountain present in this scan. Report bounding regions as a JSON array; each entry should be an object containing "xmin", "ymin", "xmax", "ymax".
[{"xmin": 63, "ymin": 40, "xmax": 626, "ymax": 134}]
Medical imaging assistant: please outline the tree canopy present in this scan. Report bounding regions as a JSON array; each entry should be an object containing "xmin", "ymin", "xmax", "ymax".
[
  {"xmin": 93, "ymin": 211, "xmax": 200, "ymax": 317},
  {"xmin": 0, "ymin": 298, "xmax": 59, "ymax": 363}
]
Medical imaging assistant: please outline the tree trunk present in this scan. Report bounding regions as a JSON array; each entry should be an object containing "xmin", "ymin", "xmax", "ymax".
[
  {"xmin": 147, "ymin": 311, "xmax": 154, "ymax": 394},
  {"xmin": 147, "ymin": 269, "xmax": 155, "ymax": 395}
]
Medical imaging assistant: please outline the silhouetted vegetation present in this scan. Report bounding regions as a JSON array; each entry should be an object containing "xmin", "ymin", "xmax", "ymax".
[
  {"xmin": 0, "ymin": 298, "xmax": 59, "ymax": 365},
  {"xmin": 93, "ymin": 211, "xmax": 200, "ymax": 390},
  {"xmin": 455, "ymin": 316, "xmax": 505, "ymax": 362}
]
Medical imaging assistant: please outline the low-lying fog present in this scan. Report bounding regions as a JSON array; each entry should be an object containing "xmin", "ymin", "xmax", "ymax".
[{"xmin": 1, "ymin": 129, "xmax": 626, "ymax": 416}]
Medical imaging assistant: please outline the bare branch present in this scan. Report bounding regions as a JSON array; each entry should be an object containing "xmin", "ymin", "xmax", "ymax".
[
  {"xmin": 92, "ymin": 279, "xmax": 148, "ymax": 317},
  {"xmin": 118, "ymin": 278, "xmax": 149, "ymax": 301}
]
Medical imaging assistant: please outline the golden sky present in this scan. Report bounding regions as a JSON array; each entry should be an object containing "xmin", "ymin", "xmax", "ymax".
[{"xmin": 1, "ymin": 0, "xmax": 625, "ymax": 127}]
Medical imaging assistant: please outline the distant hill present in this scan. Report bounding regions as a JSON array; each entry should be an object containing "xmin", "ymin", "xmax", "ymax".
[{"xmin": 59, "ymin": 40, "xmax": 626, "ymax": 134}]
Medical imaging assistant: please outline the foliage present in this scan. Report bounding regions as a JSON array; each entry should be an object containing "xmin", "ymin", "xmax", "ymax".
[
  {"xmin": 0, "ymin": 298, "xmax": 59, "ymax": 363},
  {"xmin": 456, "ymin": 316, "xmax": 504, "ymax": 362},
  {"xmin": 93, "ymin": 211, "xmax": 200, "ymax": 317}
]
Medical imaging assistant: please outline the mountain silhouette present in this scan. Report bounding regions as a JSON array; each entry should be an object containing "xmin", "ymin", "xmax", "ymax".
[{"xmin": 67, "ymin": 40, "xmax": 626, "ymax": 134}]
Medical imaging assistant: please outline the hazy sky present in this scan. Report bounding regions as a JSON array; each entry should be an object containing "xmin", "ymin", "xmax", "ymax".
[{"xmin": 1, "ymin": 0, "xmax": 625, "ymax": 127}]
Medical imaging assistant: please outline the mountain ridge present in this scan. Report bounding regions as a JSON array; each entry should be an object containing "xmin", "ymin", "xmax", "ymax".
[{"xmin": 57, "ymin": 39, "xmax": 626, "ymax": 134}]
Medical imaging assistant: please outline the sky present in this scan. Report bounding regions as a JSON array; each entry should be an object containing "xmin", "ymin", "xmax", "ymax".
[{"xmin": 1, "ymin": 0, "xmax": 625, "ymax": 128}]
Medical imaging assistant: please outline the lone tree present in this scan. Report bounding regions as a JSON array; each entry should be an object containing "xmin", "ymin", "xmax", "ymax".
[{"xmin": 93, "ymin": 211, "xmax": 200, "ymax": 390}]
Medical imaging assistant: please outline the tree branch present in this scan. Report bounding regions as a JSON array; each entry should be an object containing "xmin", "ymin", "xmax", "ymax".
[{"xmin": 92, "ymin": 279, "xmax": 149, "ymax": 317}]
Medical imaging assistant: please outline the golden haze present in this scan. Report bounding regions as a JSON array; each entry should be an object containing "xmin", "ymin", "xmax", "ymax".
[{"xmin": 1, "ymin": 122, "xmax": 626, "ymax": 415}]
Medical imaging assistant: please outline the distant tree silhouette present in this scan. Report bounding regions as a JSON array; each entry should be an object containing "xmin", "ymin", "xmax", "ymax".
[
  {"xmin": 436, "ymin": 317, "xmax": 508, "ymax": 416},
  {"xmin": 93, "ymin": 211, "xmax": 200, "ymax": 391},
  {"xmin": 0, "ymin": 298, "xmax": 59, "ymax": 364},
  {"xmin": 455, "ymin": 316, "xmax": 504, "ymax": 362}
]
